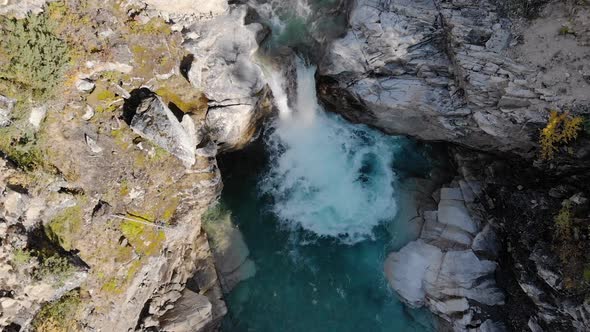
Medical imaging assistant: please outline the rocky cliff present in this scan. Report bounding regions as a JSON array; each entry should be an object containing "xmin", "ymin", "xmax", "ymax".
[
  {"xmin": 318, "ymin": 0, "xmax": 590, "ymax": 331},
  {"xmin": 1, "ymin": 0, "xmax": 590, "ymax": 331},
  {"xmin": 0, "ymin": 0, "xmax": 267, "ymax": 330}
]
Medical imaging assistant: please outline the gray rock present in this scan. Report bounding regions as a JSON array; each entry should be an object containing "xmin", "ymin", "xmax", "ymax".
[
  {"xmin": 319, "ymin": 0, "xmax": 545, "ymax": 157},
  {"xmin": 385, "ymin": 240, "xmax": 444, "ymax": 307},
  {"xmin": 28, "ymin": 106, "xmax": 47, "ymax": 130},
  {"xmin": 472, "ymin": 224, "xmax": 499, "ymax": 258},
  {"xmin": 441, "ymin": 188, "xmax": 464, "ymax": 201},
  {"xmin": 428, "ymin": 297, "xmax": 470, "ymax": 316},
  {"xmin": 424, "ymin": 250, "xmax": 502, "ymax": 305},
  {"xmin": 159, "ymin": 289, "xmax": 213, "ymax": 332},
  {"xmin": 527, "ymin": 317, "xmax": 543, "ymax": 332},
  {"xmin": 75, "ymin": 79, "xmax": 95, "ymax": 93},
  {"xmin": 438, "ymin": 199, "xmax": 479, "ymax": 235},
  {"xmin": 486, "ymin": 29, "xmax": 512, "ymax": 52},
  {"xmin": 497, "ymin": 96, "xmax": 531, "ymax": 108},
  {"xmin": 477, "ymin": 319, "xmax": 507, "ymax": 332},
  {"xmin": 82, "ymin": 105, "xmax": 95, "ymax": 121},
  {"xmin": 0, "ymin": 0, "xmax": 48, "ymax": 19},
  {"xmin": 183, "ymin": 5, "xmax": 267, "ymax": 149},
  {"xmin": 0, "ymin": 95, "xmax": 15, "ymax": 127},
  {"xmin": 130, "ymin": 94, "xmax": 197, "ymax": 167},
  {"xmin": 205, "ymin": 104, "xmax": 257, "ymax": 150}
]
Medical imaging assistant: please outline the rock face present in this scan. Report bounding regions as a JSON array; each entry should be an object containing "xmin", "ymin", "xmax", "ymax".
[
  {"xmin": 130, "ymin": 93, "xmax": 199, "ymax": 167},
  {"xmin": 142, "ymin": 0, "xmax": 228, "ymax": 19},
  {"xmin": 385, "ymin": 178, "xmax": 505, "ymax": 331},
  {"xmin": 202, "ymin": 207, "xmax": 256, "ymax": 293},
  {"xmin": 0, "ymin": 0, "xmax": 48, "ymax": 18},
  {"xmin": 318, "ymin": 0, "xmax": 567, "ymax": 157},
  {"xmin": 183, "ymin": 5, "xmax": 270, "ymax": 150},
  {"xmin": 0, "ymin": 159, "xmax": 87, "ymax": 329}
]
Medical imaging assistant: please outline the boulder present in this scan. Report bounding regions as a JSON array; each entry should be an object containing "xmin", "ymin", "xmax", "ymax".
[
  {"xmin": 159, "ymin": 289, "xmax": 213, "ymax": 332},
  {"xmin": 28, "ymin": 106, "xmax": 47, "ymax": 130},
  {"xmin": 385, "ymin": 184, "xmax": 504, "ymax": 331},
  {"xmin": 75, "ymin": 79, "xmax": 95, "ymax": 93},
  {"xmin": 202, "ymin": 206, "xmax": 256, "ymax": 292},
  {"xmin": 472, "ymin": 224, "xmax": 499, "ymax": 258},
  {"xmin": 0, "ymin": 95, "xmax": 15, "ymax": 127},
  {"xmin": 130, "ymin": 94, "xmax": 198, "ymax": 167},
  {"xmin": 425, "ymin": 250, "xmax": 503, "ymax": 306},
  {"xmin": 183, "ymin": 5, "xmax": 268, "ymax": 150},
  {"xmin": 384, "ymin": 240, "xmax": 443, "ymax": 307}
]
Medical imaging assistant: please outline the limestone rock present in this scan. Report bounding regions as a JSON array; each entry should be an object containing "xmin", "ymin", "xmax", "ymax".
[
  {"xmin": 385, "ymin": 240, "xmax": 443, "ymax": 307},
  {"xmin": 75, "ymin": 79, "xmax": 95, "ymax": 93},
  {"xmin": 472, "ymin": 224, "xmax": 499, "ymax": 258},
  {"xmin": 159, "ymin": 289, "xmax": 213, "ymax": 332},
  {"xmin": 437, "ymin": 199, "xmax": 478, "ymax": 235},
  {"xmin": 28, "ymin": 106, "xmax": 47, "ymax": 130},
  {"xmin": 386, "ymin": 184, "xmax": 504, "ymax": 331},
  {"xmin": 130, "ymin": 94, "xmax": 197, "ymax": 167},
  {"xmin": 183, "ymin": 5, "xmax": 268, "ymax": 150},
  {"xmin": 0, "ymin": 0, "xmax": 48, "ymax": 19},
  {"xmin": 0, "ymin": 95, "xmax": 15, "ymax": 127},
  {"xmin": 319, "ymin": 0, "xmax": 547, "ymax": 157}
]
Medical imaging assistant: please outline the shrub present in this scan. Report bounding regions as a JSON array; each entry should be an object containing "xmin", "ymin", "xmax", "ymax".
[
  {"xmin": 12, "ymin": 249, "xmax": 34, "ymax": 266},
  {"xmin": 555, "ymin": 201, "xmax": 573, "ymax": 239},
  {"xmin": 559, "ymin": 25, "xmax": 576, "ymax": 36},
  {"xmin": 539, "ymin": 111, "xmax": 583, "ymax": 160},
  {"xmin": 32, "ymin": 290, "xmax": 80, "ymax": 332},
  {"xmin": 33, "ymin": 255, "xmax": 76, "ymax": 286},
  {"xmin": 0, "ymin": 13, "xmax": 70, "ymax": 97}
]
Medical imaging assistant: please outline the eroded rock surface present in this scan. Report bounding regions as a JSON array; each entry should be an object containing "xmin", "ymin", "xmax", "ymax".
[
  {"xmin": 385, "ymin": 171, "xmax": 505, "ymax": 331},
  {"xmin": 183, "ymin": 5, "xmax": 271, "ymax": 150},
  {"xmin": 319, "ymin": 0, "xmax": 589, "ymax": 157}
]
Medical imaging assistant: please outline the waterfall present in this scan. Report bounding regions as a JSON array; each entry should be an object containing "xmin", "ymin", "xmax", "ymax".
[{"xmin": 258, "ymin": 58, "xmax": 402, "ymax": 244}]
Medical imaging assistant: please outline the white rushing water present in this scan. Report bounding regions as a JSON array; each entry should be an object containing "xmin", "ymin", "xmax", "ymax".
[{"xmin": 259, "ymin": 59, "xmax": 402, "ymax": 244}]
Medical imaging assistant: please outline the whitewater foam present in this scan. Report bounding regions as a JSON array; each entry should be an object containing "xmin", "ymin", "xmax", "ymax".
[{"xmin": 259, "ymin": 59, "xmax": 401, "ymax": 244}]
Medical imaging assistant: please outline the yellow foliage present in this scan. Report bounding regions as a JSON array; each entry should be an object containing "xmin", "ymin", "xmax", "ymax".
[{"xmin": 539, "ymin": 111, "xmax": 583, "ymax": 160}]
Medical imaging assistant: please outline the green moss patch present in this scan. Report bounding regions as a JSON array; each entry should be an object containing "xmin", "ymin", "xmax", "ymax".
[
  {"xmin": 45, "ymin": 204, "xmax": 84, "ymax": 251},
  {"xmin": 120, "ymin": 218, "xmax": 165, "ymax": 257}
]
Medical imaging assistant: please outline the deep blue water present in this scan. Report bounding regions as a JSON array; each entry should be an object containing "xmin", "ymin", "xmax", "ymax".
[{"xmin": 218, "ymin": 114, "xmax": 440, "ymax": 332}]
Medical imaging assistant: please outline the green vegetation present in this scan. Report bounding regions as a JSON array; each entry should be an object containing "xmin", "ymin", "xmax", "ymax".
[
  {"xmin": 33, "ymin": 255, "xmax": 76, "ymax": 286},
  {"xmin": 555, "ymin": 201, "xmax": 573, "ymax": 239},
  {"xmin": 120, "ymin": 218, "xmax": 166, "ymax": 257},
  {"xmin": 539, "ymin": 111, "xmax": 583, "ymax": 160},
  {"xmin": 0, "ymin": 126, "xmax": 45, "ymax": 170},
  {"xmin": 559, "ymin": 25, "xmax": 576, "ymax": 36},
  {"xmin": 12, "ymin": 249, "xmax": 34, "ymax": 266},
  {"xmin": 32, "ymin": 290, "xmax": 80, "ymax": 332},
  {"xmin": 127, "ymin": 17, "xmax": 172, "ymax": 36},
  {"xmin": 45, "ymin": 204, "xmax": 84, "ymax": 251},
  {"xmin": 0, "ymin": 13, "xmax": 70, "ymax": 97}
]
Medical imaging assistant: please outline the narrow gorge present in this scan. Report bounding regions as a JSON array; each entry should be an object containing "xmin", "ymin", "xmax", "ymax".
[{"xmin": 1, "ymin": 0, "xmax": 589, "ymax": 332}]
